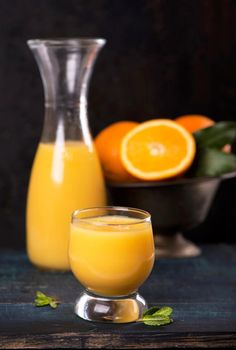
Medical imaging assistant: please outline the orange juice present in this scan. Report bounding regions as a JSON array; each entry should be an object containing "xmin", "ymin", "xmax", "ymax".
[
  {"xmin": 27, "ymin": 141, "xmax": 106, "ymax": 270},
  {"xmin": 69, "ymin": 215, "xmax": 155, "ymax": 297}
]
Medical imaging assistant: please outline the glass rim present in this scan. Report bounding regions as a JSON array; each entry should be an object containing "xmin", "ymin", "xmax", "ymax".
[
  {"xmin": 27, "ymin": 37, "xmax": 106, "ymax": 48},
  {"xmin": 71, "ymin": 206, "xmax": 151, "ymax": 227}
]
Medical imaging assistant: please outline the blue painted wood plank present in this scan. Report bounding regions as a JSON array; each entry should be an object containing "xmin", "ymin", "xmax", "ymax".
[{"xmin": 0, "ymin": 245, "xmax": 236, "ymax": 348}]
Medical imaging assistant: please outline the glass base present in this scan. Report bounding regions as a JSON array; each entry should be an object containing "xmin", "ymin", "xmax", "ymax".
[
  {"xmin": 155, "ymin": 233, "xmax": 201, "ymax": 258},
  {"xmin": 74, "ymin": 291, "xmax": 147, "ymax": 323}
]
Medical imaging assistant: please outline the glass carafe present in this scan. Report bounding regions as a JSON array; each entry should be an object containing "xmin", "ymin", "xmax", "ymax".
[{"xmin": 26, "ymin": 38, "xmax": 107, "ymax": 270}]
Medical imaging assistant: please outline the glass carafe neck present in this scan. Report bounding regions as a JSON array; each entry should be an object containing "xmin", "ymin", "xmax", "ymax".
[{"xmin": 28, "ymin": 38, "xmax": 106, "ymax": 144}]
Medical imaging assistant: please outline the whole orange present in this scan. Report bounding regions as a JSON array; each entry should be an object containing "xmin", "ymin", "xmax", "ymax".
[
  {"xmin": 175, "ymin": 114, "xmax": 215, "ymax": 133},
  {"xmin": 94, "ymin": 121, "xmax": 139, "ymax": 182}
]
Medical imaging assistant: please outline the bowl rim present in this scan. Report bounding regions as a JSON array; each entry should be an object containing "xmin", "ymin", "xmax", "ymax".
[{"xmin": 107, "ymin": 170, "xmax": 236, "ymax": 188}]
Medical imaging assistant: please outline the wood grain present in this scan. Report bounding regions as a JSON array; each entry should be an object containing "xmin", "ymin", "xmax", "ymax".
[
  {"xmin": 1, "ymin": 332, "xmax": 236, "ymax": 349},
  {"xmin": 1, "ymin": 245, "xmax": 236, "ymax": 348}
]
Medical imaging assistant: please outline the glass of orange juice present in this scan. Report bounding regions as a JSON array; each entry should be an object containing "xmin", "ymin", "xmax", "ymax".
[{"xmin": 69, "ymin": 206, "xmax": 155, "ymax": 323}]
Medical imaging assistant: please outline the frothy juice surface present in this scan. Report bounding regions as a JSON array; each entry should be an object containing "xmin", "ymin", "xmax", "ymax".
[
  {"xmin": 27, "ymin": 142, "xmax": 106, "ymax": 270},
  {"xmin": 69, "ymin": 215, "xmax": 155, "ymax": 297}
]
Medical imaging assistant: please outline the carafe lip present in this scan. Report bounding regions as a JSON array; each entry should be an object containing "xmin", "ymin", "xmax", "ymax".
[{"xmin": 27, "ymin": 37, "xmax": 106, "ymax": 48}]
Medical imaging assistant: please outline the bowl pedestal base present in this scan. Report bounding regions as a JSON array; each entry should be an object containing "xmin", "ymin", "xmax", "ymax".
[{"xmin": 155, "ymin": 233, "xmax": 201, "ymax": 258}]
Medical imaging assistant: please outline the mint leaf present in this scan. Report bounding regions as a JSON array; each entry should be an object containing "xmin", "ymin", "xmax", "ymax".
[
  {"xmin": 142, "ymin": 306, "xmax": 159, "ymax": 317},
  {"xmin": 143, "ymin": 316, "xmax": 173, "ymax": 326},
  {"xmin": 141, "ymin": 306, "xmax": 173, "ymax": 327},
  {"xmin": 35, "ymin": 291, "xmax": 47, "ymax": 299},
  {"xmin": 153, "ymin": 306, "xmax": 173, "ymax": 318},
  {"xmin": 34, "ymin": 299, "xmax": 49, "ymax": 306},
  {"xmin": 49, "ymin": 301, "xmax": 58, "ymax": 309},
  {"xmin": 34, "ymin": 291, "xmax": 59, "ymax": 309}
]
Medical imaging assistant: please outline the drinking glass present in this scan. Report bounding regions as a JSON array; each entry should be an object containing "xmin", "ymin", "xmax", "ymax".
[{"xmin": 69, "ymin": 206, "xmax": 155, "ymax": 323}]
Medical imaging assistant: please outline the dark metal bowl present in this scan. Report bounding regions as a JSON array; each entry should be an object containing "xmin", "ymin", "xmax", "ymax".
[{"xmin": 107, "ymin": 171, "xmax": 236, "ymax": 258}]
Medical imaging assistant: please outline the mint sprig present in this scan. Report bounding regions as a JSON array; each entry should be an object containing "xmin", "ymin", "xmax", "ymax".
[
  {"xmin": 140, "ymin": 306, "xmax": 173, "ymax": 326},
  {"xmin": 34, "ymin": 291, "xmax": 59, "ymax": 309}
]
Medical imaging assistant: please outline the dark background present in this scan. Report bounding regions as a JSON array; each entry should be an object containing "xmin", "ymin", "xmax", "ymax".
[{"xmin": 0, "ymin": 0, "xmax": 236, "ymax": 249}]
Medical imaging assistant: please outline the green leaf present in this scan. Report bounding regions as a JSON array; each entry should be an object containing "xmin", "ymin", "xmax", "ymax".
[
  {"xmin": 153, "ymin": 306, "xmax": 173, "ymax": 318},
  {"xmin": 143, "ymin": 306, "xmax": 173, "ymax": 318},
  {"xmin": 194, "ymin": 122, "xmax": 236, "ymax": 149},
  {"xmin": 34, "ymin": 299, "xmax": 49, "ymax": 306},
  {"xmin": 49, "ymin": 301, "xmax": 58, "ymax": 309},
  {"xmin": 35, "ymin": 291, "xmax": 47, "ymax": 299},
  {"xmin": 141, "ymin": 306, "xmax": 173, "ymax": 327},
  {"xmin": 190, "ymin": 148, "xmax": 236, "ymax": 177},
  {"xmin": 143, "ymin": 316, "xmax": 173, "ymax": 327},
  {"xmin": 34, "ymin": 291, "xmax": 59, "ymax": 309},
  {"xmin": 142, "ymin": 306, "xmax": 160, "ymax": 317}
]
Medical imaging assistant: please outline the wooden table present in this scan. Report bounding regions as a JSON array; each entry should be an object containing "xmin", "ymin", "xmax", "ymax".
[{"xmin": 0, "ymin": 245, "xmax": 236, "ymax": 348}]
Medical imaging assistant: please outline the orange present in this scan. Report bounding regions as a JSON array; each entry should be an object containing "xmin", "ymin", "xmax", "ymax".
[
  {"xmin": 94, "ymin": 121, "xmax": 138, "ymax": 182},
  {"xmin": 120, "ymin": 119, "xmax": 196, "ymax": 181},
  {"xmin": 175, "ymin": 114, "xmax": 215, "ymax": 133}
]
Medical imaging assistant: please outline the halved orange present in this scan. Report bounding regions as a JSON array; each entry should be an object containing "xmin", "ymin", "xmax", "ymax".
[{"xmin": 120, "ymin": 119, "xmax": 196, "ymax": 181}]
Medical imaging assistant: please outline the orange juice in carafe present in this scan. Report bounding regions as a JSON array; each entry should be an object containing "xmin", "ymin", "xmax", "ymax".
[
  {"xmin": 27, "ymin": 141, "xmax": 106, "ymax": 270},
  {"xmin": 26, "ymin": 38, "xmax": 107, "ymax": 270}
]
